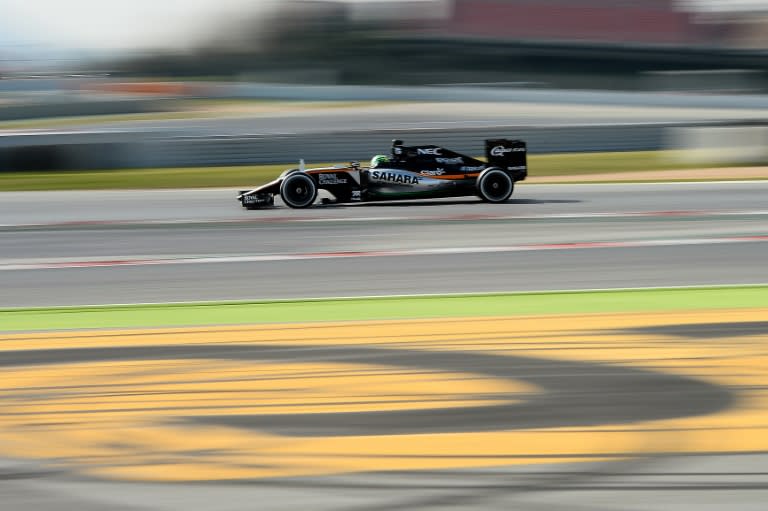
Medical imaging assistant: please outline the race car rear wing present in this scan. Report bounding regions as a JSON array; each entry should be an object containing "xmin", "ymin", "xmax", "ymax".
[{"xmin": 485, "ymin": 139, "xmax": 527, "ymax": 179}]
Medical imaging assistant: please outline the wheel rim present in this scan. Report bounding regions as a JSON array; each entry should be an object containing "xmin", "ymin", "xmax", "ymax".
[
  {"xmin": 293, "ymin": 185, "xmax": 308, "ymax": 198},
  {"xmin": 284, "ymin": 175, "xmax": 315, "ymax": 207},
  {"xmin": 482, "ymin": 172, "xmax": 512, "ymax": 201}
]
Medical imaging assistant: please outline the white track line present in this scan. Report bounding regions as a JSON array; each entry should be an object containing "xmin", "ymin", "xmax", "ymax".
[{"xmin": 1, "ymin": 235, "xmax": 766, "ymax": 271}]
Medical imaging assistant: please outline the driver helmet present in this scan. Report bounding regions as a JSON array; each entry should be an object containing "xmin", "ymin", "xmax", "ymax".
[{"xmin": 370, "ymin": 154, "xmax": 389, "ymax": 168}]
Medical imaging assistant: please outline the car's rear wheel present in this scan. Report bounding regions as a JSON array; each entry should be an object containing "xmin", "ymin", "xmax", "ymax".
[
  {"xmin": 280, "ymin": 173, "xmax": 317, "ymax": 209},
  {"xmin": 477, "ymin": 168, "xmax": 514, "ymax": 203}
]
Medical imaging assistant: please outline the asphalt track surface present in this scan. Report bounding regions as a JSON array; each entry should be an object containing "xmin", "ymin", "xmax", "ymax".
[
  {"xmin": 2, "ymin": 181, "xmax": 768, "ymax": 511},
  {"xmin": 1, "ymin": 181, "xmax": 767, "ymax": 307}
]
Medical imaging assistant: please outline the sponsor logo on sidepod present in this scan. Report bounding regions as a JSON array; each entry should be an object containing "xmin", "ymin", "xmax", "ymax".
[
  {"xmin": 318, "ymin": 173, "xmax": 347, "ymax": 185},
  {"xmin": 417, "ymin": 147, "xmax": 442, "ymax": 156},
  {"xmin": 371, "ymin": 171, "xmax": 420, "ymax": 185}
]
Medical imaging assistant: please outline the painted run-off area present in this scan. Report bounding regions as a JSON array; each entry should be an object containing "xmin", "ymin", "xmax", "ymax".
[{"xmin": 0, "ymin": 308, "xmax": 766, "ymax": 481}]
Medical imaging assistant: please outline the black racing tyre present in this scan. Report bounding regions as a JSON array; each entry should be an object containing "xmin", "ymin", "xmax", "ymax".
[
  {"xmin": 477, "ymin": 168, "xmax": 514, "ymax": 203},
  {"xmin": 280, "ymin": 173, "xmax": 317, "ymax": 209}
]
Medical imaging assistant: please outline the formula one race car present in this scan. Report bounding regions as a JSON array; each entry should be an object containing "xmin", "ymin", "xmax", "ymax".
[{"xmin": 237, "ymin": 138, "xmax": 527, "ymax": 209}]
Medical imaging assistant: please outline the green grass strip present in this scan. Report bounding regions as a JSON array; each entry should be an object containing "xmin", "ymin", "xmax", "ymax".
[
  {"xmin": 1, "ymin": 286, "xmax": 766, "ymax": 332},
  {"xmin": 1, "ymin": 151, "xmax": 763, "ymax": 191}
]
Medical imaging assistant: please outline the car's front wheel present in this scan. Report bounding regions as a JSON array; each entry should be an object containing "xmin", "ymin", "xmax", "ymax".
[
  {"xmin": 477, "ymin": 168, "xmax": 514, "ymax": 203},
  {"xmin": 280, "ymin": 173, "xmax": 317, "ymax": 209}
]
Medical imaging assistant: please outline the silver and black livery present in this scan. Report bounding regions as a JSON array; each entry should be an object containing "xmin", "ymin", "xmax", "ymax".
[{"xmin": 238, "ymin": 138, "xmax": 527, "ymax": 209}]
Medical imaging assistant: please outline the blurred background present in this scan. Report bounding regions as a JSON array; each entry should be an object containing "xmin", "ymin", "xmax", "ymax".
[
  {"xmin": 2, "ymin": 0, "xmax": 768, "ymax": 173},
  {"xmin": 3, "ymin": 0, "xmax": 768, "ymax": 88}
]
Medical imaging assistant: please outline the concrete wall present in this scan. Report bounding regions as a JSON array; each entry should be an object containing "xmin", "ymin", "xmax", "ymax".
[
  {"xmin": 667, "ymin": 125, "xmax": 768, "ymax": 165},
  {"xmin": 0, "ymin": 131, "xmax": 148, "ymax": 171},
  {"xmin": 0, "ymin": 123, "xmax": 671, "ymax": 171},
  {"xmin": 0, "ymin": 98, "xmax": 174, "ymax": 122},
  {"xmin": 1, "ymin": 120, "xmax": 765, "ymax": 172}
]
